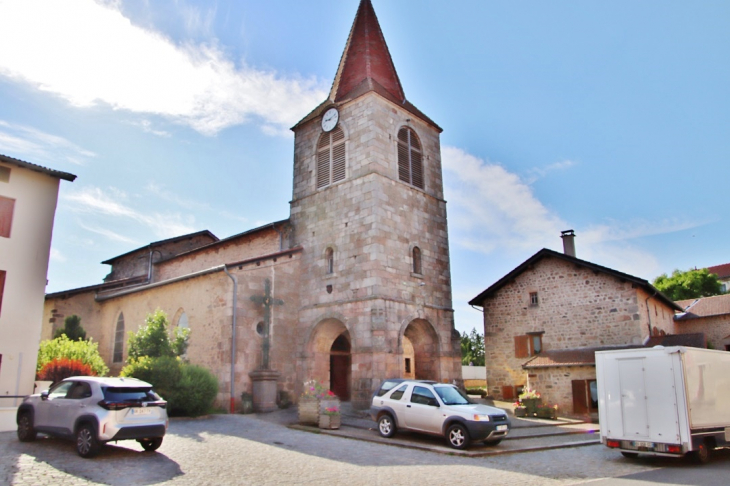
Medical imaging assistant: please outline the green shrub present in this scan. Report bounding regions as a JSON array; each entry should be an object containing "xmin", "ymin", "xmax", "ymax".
[
  {"xmin": 37, "ymin": 335, "xmax": 108, "ymax": 377},
  {"xmin": 168, "ymin": 365, "xmax": 218, "ymax": 417}
]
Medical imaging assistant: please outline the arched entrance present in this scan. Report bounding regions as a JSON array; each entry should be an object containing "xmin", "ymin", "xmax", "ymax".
[
  {"xmin": 307, "ymin": 318, "xmax": 351, "ymax": 401},
  {"xmin": 403, "ymin": 319, "xmax": 440, "ymax": 381}
]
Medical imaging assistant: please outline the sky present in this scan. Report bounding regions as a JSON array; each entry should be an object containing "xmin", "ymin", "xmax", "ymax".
[{"xmin": 1, "ymin": 0, "xmax": 728, "ymax": 335}]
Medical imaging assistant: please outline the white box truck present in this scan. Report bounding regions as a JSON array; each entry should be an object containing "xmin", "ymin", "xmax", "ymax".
[{"xmin": 596, "ymin": 346, "xmax": 730, "ymax": 463}]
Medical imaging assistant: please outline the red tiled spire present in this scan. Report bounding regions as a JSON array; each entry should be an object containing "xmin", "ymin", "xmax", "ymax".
[{"xmin": 329, "ymin": 0, "xmax": 405, "ymax": 103}]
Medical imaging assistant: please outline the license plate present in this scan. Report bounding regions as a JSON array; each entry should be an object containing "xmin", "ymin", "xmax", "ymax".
[
  {"xmin": 130, "ymin": 407, "xmax": 152, "ymax": 416},
  {"xmin": 632, "ymin": 441, "xmax": 654, "ymax": 449},
  {"xmin": 497, "ymin": 425, "xmax": 508, "ymax": 431}
]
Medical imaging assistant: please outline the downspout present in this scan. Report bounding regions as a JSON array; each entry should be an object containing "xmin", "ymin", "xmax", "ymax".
[
  {"xmin": 644, "ymin": 290, "xmax": 658, "ymax": 342},
  {"xmin": 223, "ymin": 266, "xmax": 238, "ymax": 413}
]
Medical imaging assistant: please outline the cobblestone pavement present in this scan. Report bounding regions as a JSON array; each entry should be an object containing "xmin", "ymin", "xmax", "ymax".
[{"xmin": 2, "ymin": 414, "xmax": 729, "ymax": 486}]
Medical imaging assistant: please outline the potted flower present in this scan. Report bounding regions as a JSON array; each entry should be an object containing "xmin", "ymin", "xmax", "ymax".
[
  {"xmin": 513, "ymin": 402, "xmax": 528, "ymax": 417},
  {"xmin": 518, "ymin": 388, "xmax": 541, "ymax": 415},
  {"xmin": 318, "ymin": 403, "xmax": 341, "ymax": 429}
]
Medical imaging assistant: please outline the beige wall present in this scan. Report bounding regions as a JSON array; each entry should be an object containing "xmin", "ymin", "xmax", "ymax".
[{"xmin": 0, "ymin": 162, "xmax": 62, "ymax": 430}]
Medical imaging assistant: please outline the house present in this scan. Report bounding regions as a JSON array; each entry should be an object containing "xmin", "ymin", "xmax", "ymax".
[
  {"xmin": 675, "ymin": 293, "xmax": 730, "ymax": 350},
  {"xmin": 468, "ymin": 231, "xmax": 682, "ymax": 415},
  {"xmin": 43, "ymin": 0, "xmax": 462, "ymax": 412},
  {"xmin": 0, "ymin": 154, "xmax": 75, "ymax": 431}
]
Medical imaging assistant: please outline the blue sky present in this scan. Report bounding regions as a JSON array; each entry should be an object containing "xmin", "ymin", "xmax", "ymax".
[{"xmin": 1, "ymin": 0, "xmax": 728, "ymax": 335}]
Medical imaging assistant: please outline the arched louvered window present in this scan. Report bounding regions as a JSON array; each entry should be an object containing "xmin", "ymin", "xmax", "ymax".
[
  {"xmin": 397, "ymin": 127, "xmax": 423, "ymax": 189},
  {"xmin": 325, "ymin": 247, "xmax": 334, "ymax": 274},
  {"xmin": 412, "ymin": 246, "xmax": 422, "ymax": 275},
  {"xmin": 317, "ymin": 127, "xmax": 346, "ymax": 189},
  {"xmin": 113, "ymin": 313, "xmax": 125, "ymax": 363}
]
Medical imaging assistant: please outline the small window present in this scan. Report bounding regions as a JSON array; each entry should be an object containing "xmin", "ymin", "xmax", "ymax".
[
  {"xmin": 412, "ymin": 247, "xmax": 422, "ymax": 275},
  {"xmin": 0, "ymin": 270, "xmax": 5, "ymax": 317},
  {"xmin": 113, "ymin": 313, "xmax": 125, "ymax": 363},
  {"xmin": 317, "ymin": 127, "xmax": 346, "ymax": 189},
  {"xmin": 0, "ymin": 196, "xmax": 15, "ymax": 238},
  {"xmin": 325, "ymin": 247, "xmax": 334, "ymax": 274},
  {"xmin": 529, "ymin": 292, "xmax": 539, "ymax": 306},
  {"xmin": 397, "ymin": 127, "xmax": 424, "ymax": 189}
]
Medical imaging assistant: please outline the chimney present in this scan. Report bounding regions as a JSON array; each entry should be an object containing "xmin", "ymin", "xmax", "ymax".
[{"xmin": 561, "ymin": 230, "xmax": 576, "ymax": 258}]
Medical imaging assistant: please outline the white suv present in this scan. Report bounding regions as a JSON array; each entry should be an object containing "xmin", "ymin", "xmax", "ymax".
[
  {"xmin": 17, "ymin": 376, "xmax": 168, "ymax": 458},
  {"xmin": 371, "ymin": 380, "xmax": 510, "ymax": 449}
]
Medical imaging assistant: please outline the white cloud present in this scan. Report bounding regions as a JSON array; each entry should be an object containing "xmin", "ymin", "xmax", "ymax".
[
  {"xmin": 0, "ymin": 120, "xmax": 95, "ymax": 166},
  {"xmin": 0, "ymin": 0, "xmax": 327, "ymax": 136},
  {"xmin": 63, "ymin": 186, "xmax": 197, "ymax": 238}
]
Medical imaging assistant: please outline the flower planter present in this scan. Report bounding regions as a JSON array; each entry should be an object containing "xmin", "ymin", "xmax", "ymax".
[
  {"xmin": 298, "ymin": 397, "xmax": 319, "ymax": 425},
  {"xmin": 318, "ymin": 414, "xmax": 341, "ymax": 429}
]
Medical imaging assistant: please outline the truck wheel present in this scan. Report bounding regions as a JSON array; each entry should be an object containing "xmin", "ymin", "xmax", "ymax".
[
  {"xmin": 691, "ymin": 441, "xmax": 712, "ymax": 464},
  {"xmin": 620, "ymin": 451, "xmax": 638, "ymax": 459}
]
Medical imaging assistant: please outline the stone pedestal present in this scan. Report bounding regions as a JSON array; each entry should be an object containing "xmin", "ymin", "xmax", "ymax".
[{"xmin": 249, "ymin": 369, "xmax": 280, "ymax": 413}]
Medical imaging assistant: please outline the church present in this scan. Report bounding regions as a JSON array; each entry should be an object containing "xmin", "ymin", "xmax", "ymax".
[{"xmin": 43, "ymin": 0, "xmax": 462, "ymax": 411}]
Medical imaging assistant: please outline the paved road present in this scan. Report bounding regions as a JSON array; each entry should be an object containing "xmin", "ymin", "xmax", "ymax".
[{"xmin": 2, "ymin": 414, "xmax": 729, "ymax": 485}]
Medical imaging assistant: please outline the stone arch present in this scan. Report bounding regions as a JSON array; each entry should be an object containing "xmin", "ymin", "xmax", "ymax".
[
  {"xmin": 305, "ymin": 317, "xmax": 351, "ymax": 399},
  {"xmin": 400, "ymin": 318, "xmax": 441, "ymax": 382}
]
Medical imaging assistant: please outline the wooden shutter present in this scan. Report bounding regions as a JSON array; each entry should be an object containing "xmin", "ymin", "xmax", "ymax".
[
  {"xmin": 514, "ymin": 335, "xmax": 530, "ymax": 358},
  {"xmin": 572, "ymin": 379, "xmax": 589, "ymax": 414},
  {"xmin": 0, "ymin": 196, "xmax": 15, "ymax": 238}
]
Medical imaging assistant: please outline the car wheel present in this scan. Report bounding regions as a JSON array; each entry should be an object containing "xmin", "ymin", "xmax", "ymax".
[
  {"xmin": 447, "ymin": 423, "xmax": 470, "ymax": 450},
  {"xmin": 377, "ymin": 414, "xmax": 397, "ymax": 438},
  {"xmin": 138, "ymin": 437, "xmax": 163, "ymax": 452},
  {"xmin": 621, "ymin": 451, "xmax": 638, "ymax": 459},
  {"xmin": 691, "ymin": 441, "xmax": 712, "ymax": 464},
  {"xmin": 76, "ymin": 424, "xmax": 101, "ymax": 458},
  {"xmin": 483, "ymin": 439, "xmax": 502, "ymax": 447},
  {"xmin": 17, "ymin": 414, "xmax": 37, "ymax": 442}
]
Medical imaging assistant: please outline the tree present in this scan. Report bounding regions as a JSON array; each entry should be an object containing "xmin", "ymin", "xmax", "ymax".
[
  {"xmin": 127, "ymin": 309, "xmax": 190, "ymax": 361},
  {"xmin": 53, "ymin": 314, "xmax": 87, "ymax": 341},
  {"xmin": 460, "ymin": 328, "xmax": 485, "ymax": 366},
  {"xmin": 37, "ymin": 335, "xmax": 109, "ymax": 377},
  {"xmin": 653, "ymin": 268, "xmax": 725, "ymax": 301}
]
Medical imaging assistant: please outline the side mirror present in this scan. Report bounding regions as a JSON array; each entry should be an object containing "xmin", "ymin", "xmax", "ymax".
[{"xmin": 40, "ymin": 390, "xmax": 49, "ymax": 400}]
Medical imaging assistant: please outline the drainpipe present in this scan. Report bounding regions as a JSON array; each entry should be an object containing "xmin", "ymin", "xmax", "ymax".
[{"xmin": 223, "ymin": 266, "xmax": 238, "ymax": 413}]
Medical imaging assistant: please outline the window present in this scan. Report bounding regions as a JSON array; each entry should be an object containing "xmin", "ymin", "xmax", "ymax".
[
  {"xmin": 113, "ymin": 313, "xmax": 125, "ymax": 363},
  {"xmin": 0, "ymin": 196, "xmax": 15, "ymax": 238},
  {"xmin": 0, "ymin": 270, "xmax": 5, "ymax": 317},
  {"xmin": 397, "ymin": 127, "xmax": 424, "ymax": 189},
  {"xmin": 317, "ymin": 127, "xmax": 346, "ymax": 189},
  {"xmin": 412, "ymin": 247, "xmax": 422, "ymax": 275},
  {"xmin": 529, "ymin": 292, "xmax": 539, "ymax": 306},
  {"xmin": 325, "ymin": 247, "xmax": 334, "ymax": 274},
  {"xmin": 515, "ymin": 333, "xmax": 543, "ymax": 358}
]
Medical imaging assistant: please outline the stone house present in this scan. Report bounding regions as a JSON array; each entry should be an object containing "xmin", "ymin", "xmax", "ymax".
[
  {"xmin": 0, "ymin": 154, "xmax": 75, "ymax": 431},
  {"xmin": 468, "ymin": 231, "xmax": 682, "ymax": 416},
  {"xmin": 43, "ymin": 0, "xmax": 462, "ymax": 412},
  {"xmin": 675, "ymin": 294, "xmax": 730, "ymax": 350}
]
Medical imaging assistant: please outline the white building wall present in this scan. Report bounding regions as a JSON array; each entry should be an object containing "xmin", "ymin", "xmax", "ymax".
[{"xmin": 0, "ymin": 162, "xmax": 62, "ymax": 431}]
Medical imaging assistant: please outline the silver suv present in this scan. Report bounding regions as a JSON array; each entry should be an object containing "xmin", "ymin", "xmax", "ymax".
[
  {"xmin": 16, "ymin": 376, "xmax": 168, "ymax": 458},
  {"xmin": 371, "ymin": 380, "xmax": 510, "ymax": 449}
]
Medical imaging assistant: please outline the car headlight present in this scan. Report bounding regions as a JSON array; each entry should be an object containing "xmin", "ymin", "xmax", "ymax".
[{"xmin": 473, "ymin": 414, "xmax": 490, "ymax": 422}]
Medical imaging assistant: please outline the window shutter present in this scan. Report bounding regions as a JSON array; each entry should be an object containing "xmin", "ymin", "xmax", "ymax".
[{"xmin": 514, "ymin": 335, "xmax": 530, "ymax": 358}]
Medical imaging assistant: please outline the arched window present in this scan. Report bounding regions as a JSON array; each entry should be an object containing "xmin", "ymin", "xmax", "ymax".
[
  {"xmin": 397, "ymin": 127, "xmax": 423, "ymax": 189},
  {"xmin": 113, "ymin": 313, "xmax": 125, "ymax": 363},
  {"xmin": 412, "ymin": 246, "xmax": 422, "ymax": 275},
  {"xmin": 325, "ymin": 247, "xmax": 334, "ymax": 274},
  {"xmin": 317, "ymin": 127, "xmax": 346, "ymax": 189}
]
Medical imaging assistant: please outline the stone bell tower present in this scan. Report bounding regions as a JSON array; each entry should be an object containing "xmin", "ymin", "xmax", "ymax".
[{"xmin": 290, "ymin": 0, "xmax": 462, "ymax": 409}]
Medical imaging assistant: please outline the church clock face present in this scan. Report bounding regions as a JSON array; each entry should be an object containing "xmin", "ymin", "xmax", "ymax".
[{"xmin": 321, "ymin": 107, "xmax": 339, "ymax": 132}]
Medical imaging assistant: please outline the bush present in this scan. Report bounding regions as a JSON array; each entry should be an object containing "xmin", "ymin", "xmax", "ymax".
[
  {"xmin": 168, "ymin": 365, "xmax": 218, "ymax": 417},
  {"xmin": 121, "ymin": 357, "xmax": 216, "ymax": 417},
  {"xmin": 38, "ymin": 358, "xmax": 95, "ymax": 384},
  {"xmin": 37, "ymin": 335, "xmax": 108, "ymax": 377}
]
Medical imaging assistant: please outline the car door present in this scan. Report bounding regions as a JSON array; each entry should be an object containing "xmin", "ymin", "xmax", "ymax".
[
  {"xmin": 34, "ymin": 381, "xmax": 74, "ymax": 431},
  {"xmin": 404, "ymin": 385, "xmax": 444, "ymax": 434}
]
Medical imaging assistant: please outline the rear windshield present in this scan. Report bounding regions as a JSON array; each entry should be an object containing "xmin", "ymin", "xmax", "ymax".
[{"xmin": 102, "ymin": 386, "xmax": 160, "ymax": 402}]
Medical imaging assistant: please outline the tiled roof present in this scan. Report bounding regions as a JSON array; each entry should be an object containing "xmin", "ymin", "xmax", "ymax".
[
  {"xmin": 468, "ymin": 248, "xmax": 682, "ymax": 312},
  {"xmin": 675, "ymin": 293, "xmax": 730, "ymax": 320},
  {"xmin": 0, "ymin": 153, "xmax": 76, "ymax": 182},
  {"xmin": 707, "ymin": 263, "xmax": 730, "ymax": 279}
]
